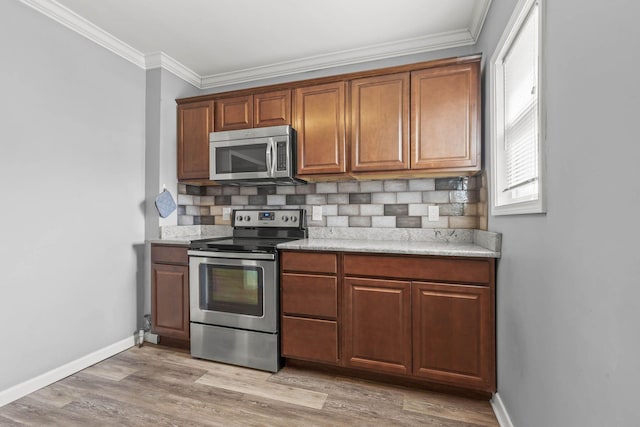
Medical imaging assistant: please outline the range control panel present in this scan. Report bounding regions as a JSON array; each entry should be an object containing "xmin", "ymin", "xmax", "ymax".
[{"xmin": 233, "ymin": 209, "xmax": 304, "ymax": 228}]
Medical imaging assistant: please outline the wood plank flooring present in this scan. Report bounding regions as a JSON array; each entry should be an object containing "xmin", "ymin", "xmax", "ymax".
[{"xmin": 0, "ymin": 345, "xmax": 499, "ymax": 426}]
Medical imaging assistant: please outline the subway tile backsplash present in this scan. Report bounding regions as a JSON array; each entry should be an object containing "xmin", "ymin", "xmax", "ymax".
[{"xmin": 177, "ymin": 176, "xmax": 487, "ymax": 230}]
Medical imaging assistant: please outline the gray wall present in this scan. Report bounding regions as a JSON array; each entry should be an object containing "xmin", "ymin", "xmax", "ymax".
[
  {"xmin": 477, "ymin": 1, "xmax": 640, "ymax": 426},
  {"xmin": 0, "ymin": 1, "xmax": 146, "ymax": 392},
  {"xmin": 144, "ymin": 68, "xmax": 198, "ymax": 319}
]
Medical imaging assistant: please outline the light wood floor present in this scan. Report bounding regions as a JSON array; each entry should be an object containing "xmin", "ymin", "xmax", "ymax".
[{"xmin": 0, "ymin": 345, "xmax": 499, "ymax": 426}]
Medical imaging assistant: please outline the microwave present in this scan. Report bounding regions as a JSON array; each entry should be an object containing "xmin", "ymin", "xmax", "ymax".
[{"xmin": 209, "ymin": 125, "xmax": 305, "ymax": 185}]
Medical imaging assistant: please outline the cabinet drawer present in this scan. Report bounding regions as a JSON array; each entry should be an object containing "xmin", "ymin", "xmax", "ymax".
[
  {"xmin": 282, "ymin": 316, "xmax": 338, "ymax": 364},
  {"xmin": 281, "ymin": 251, "xmax": 337, "ymax": 274},
  {"xmin": 344, "ymin": 254, "xmax": 491, "ymax": 284},
  {"xmin": 151, "ymin": 244, "xmax": 189, "ymax": 265},
  {"xmin": 282, "ymin": 274, "xmax": 337, "ymax": 319}
]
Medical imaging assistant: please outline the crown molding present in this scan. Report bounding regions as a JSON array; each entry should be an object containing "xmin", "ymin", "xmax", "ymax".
[
  {"xmin": 20, "ymin": 0, "xmax": 491, "ymax": 90},
  {"xmin": 470, "ymin": 0, "xmax": 493, "ymax": 42},
  {"xmin": 200, "ymin": 29, "xmax": 476, "ymax": 89},
  {"xmin": 19, "ymin": 0, "xmax": 146, "ymax": 68},
  {"xmin": 145, "ymin": 52, "xmax": 202, "ymax": 88}
]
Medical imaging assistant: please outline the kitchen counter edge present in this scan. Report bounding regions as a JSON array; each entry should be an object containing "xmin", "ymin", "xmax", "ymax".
[{"xmin": 277, "ymin": 238, "xmax": 500, "ymax": 258}]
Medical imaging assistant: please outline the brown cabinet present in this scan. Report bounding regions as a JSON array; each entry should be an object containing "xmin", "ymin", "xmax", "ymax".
[
  {"xmin": 411, "ymin": 61, "xmax": 480, "ymax": 172},
  {"xmin": 177, "ymin": 100, "xmax": 214, "ymax": 180},
  {"xmin": 343, "ymin": 253, "xmax": 495, "ymax": 392},
  {"xmin": 280, "ymin": 250, "xmax": 496, "ymax": 394},
  {"xmin": 151, "ymin": 244, "xmax": 190, "ymax": 342},
  {"xmin": 176, "ymin": 55, "xmax": 481, "ymax": 182},
  {"xmin": 294, "ymin": 82, "xmax": 347, "ymax": 176},
  {"xmin": 215, "ymin": 95, "xmax": 252, "ymax": 131},
  {"xmin": 280, "ymin": 251, "xmax": 339, "ymax": 364},
  {"xmin": 350, "ymin": 73, "xmax": 410, "ymax": 172},
  {"xmin": 215, "ymin": 91, "xmax": 291, "ymax": 131},
  {"xmin": 343, "ymin": 277, "xmax": 412, "ymax": 375},
  {"xmin": 254, "ymin": 90, "xmax": 291, "ymax": 128},
  {"xmin": 412, "ymin": 282, "xmax": 493, "ymax": 391}
]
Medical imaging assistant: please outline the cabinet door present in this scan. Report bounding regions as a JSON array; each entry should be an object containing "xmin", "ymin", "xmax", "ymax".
[
  {"xmin": 351, "ymin": 73, "xmax": 409, "ymax": 172},
  {"xmin": 412, "ymin": 282, "xmax": 494, "ymax": 392},
  {"xmin": 294, "ymin": 82, "xmax": 347, "ymax": 175},
  {"xmin": 254, "ymin": 90, "xmax": 291, "ymax": 127},
  {"xmin": 151, "ymin": 263, "xmax": 190, "ymax": 340},
  {"xmin": 215, "ymin": 95, "xmax": 253, "ymax": 131},
  {"xmin": 343, "ymin": 277, "xmax": 411, "ymax": 375},
  {"xmin": 177, "ymin": 100, "xmax": 214, "ymax": 180},
  {"xmin": 411, "ymin": 61, "xmax": 480, "ymax": 171}
]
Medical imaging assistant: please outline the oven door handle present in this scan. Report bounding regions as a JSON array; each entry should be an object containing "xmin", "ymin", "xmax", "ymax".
[{"xmin": 188, "ymin": 250, "xmax": 275, "ymax": 261}]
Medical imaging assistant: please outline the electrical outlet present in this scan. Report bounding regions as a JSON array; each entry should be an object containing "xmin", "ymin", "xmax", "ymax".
[
  {"xmin": 428, "ymin": 205, "xmax": 440, "ymax": 222},
  {"xmin": 312, "ymin": 206, "xmax": 323, "ymax": 221},
  {"xmin": 222, "ymin": 207, "xmax": 231, "ymax": 221}
]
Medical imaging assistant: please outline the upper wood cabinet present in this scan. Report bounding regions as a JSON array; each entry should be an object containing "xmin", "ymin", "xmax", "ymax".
[
  {"xmin": 254, "ymin": 90, "xmax": 291, "ymax": 128},
  {"xmin": 215, "ymin": 95, "xmax": 252, "ymax": 131},
  {"xmin": 215, "ymin": 91, "xmax": 291, "ymax": 131},
  {"xmin": 411, "ymin": 61, "xmax": 480, "ymax": 171},
  {"xmin": 176, "ymin": 55, "xmax": 481, "ymax": 182},
  {"xmin": 177, "ymin": 100, "xmax": 213, "ymax": 180},
  {"xmin": 294, "ymin": 82, "xmax": 347, "ymax": 176},
  {"xmin": 350, "ymin": 73, "xmax": 409, "ymax": 172}
]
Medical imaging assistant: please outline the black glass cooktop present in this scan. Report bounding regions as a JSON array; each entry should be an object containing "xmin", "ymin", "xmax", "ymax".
[{"xmin": 189, "ymin": 236, "xmax": 299, "ymax": 253}]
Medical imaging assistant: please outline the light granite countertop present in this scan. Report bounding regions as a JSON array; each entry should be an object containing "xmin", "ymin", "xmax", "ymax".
[
  {"xmin": 148, "ymin": 225, "xmax": 232, "ymax": 246},
  {"xmin": 277, "ymin": 238, "xmax": 498, "ymax": 258},
  {"xmin": 278, "ymin": 227, "xmax": 501, "ymax": 258},
  {"xmin": 148, "ymin": 225, "xmax": 501, "ymax": 258}
]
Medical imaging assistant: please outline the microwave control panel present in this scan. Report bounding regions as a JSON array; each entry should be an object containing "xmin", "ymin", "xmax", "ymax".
[{"xmin": 276, "ymin": 140, "xmax": 288, "ymax": 171}]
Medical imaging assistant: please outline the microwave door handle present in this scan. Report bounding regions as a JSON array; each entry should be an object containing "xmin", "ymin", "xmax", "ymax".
[
  {"xmin": 267, "ymin": 139, "xmax": 276, "ymax": 177},
  {"xmin": 265, "ymin": 140, "xmax": 272, "ymax": 177}
]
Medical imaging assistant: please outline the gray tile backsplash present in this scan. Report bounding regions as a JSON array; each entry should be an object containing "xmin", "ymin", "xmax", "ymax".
[{"xmin": 177, "ymin": 176, "xmax": 486, "ymax": 230}]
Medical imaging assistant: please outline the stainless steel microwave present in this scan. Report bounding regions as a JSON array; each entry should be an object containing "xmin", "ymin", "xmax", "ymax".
[{"xmin": 209, "ymin": 125, "xmax": 305, "ymax": 185}]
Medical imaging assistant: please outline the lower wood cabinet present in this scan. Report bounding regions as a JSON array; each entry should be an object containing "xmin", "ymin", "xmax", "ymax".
[
  {"xmin": 343, "ymin": 277, "xmax": 412, "ymax": 375},
  {"xmin": 412, "ymin": 281, "xmax": 494, "ymax": 391},
  {"xmin": 280, "ymin": 250, "xmax": 496, "ymax": 394},
  {"xmin": 281, "ymin": 316, "xmax": 338, "ymax": 363},
  {"xmin": 151, "ymin": 244, "xmax": 190, "ymax": 342},
  {"xmin": 280, "ymin": 252, "xmax": 339, "ymax": 364}
]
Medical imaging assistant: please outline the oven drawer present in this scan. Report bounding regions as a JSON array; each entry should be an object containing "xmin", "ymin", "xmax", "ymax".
[
  {"xmin": 281, "ymin": 251, "xmax": 337, "ymax": 274},
  {"xmin": 151, "ymin": 244, "xmax": 189, "ymax": 265},
  {"xmin": 281, "ymin": 273, "xmax": 337, "ymax": 319},
  {"xmin": 282, "ymin": 316, "xmax": 338, "ymax": 364}
]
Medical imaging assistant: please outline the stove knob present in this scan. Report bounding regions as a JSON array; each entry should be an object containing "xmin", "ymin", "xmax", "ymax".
[
  {"xmin": 291, "ymin": 215, "xmax": 297, "ymax": 223},
  {"xmin": 236, "ymin": 215, "xmax": 242, "ymax": 222},
  {"xmin": 244, "ymin": 215, "xmax": 251, "ymax": 221},
  {"xmin": 281, "ymin": 216, "xmax": 289, "ymax": 222}
]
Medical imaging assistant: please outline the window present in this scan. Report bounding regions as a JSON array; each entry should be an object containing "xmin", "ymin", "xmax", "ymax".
[{"xmin": 490, "ymin": 0, "xmax": 545, "ymax": 215}]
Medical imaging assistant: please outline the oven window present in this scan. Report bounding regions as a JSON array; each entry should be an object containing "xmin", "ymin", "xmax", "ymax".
[
  {"xmin": 199, "ymin": 264, "xmax": 263, "ymax": 316},
  {"xmin": 215, "ymin": 143, "xmax": 268, "ymax": 174}
]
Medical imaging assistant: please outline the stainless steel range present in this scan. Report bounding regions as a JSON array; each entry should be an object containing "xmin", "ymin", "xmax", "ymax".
[{"xmin": 187, "ymin": 209, "xmax": 306, "ymax": 372}]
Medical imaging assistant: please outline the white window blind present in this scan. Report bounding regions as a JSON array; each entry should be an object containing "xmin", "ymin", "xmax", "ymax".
[
  {"xmin": 503, "ymin": 3, "xmax": 539, "ymax": 193},
  {"xmin": 490, "ymin": 0, "xmax": 544, "ymax": 215}
]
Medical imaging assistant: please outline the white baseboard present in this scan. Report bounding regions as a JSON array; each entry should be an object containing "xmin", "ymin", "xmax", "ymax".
[
  {"xmin": 0, "ymin": 336, "xmax": 135, "ymax": 408},
  {"xmin": 491, "ymin": 392, "xmax": 515, "ymax": 427},
  {"xmin": 144, "ymin": 331, "xmax": 159, "ymax": 344}
]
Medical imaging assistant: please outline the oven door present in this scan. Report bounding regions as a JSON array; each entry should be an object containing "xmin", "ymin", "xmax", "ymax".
[{"xmin": 188, "ymin": 251, "xmax": 277, "ymax": 333}]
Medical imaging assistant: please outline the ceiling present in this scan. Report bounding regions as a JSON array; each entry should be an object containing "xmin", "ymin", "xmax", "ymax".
[{"xmin": 21, "ymin": 0, "xmax": 492, "ymax": 88}]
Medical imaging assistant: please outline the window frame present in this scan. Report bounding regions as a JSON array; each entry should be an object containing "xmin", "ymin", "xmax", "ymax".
[{"xmin": 490, "ymin": 0, "xmax": 546, "ymax": 216}]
